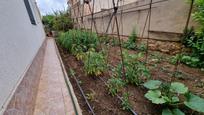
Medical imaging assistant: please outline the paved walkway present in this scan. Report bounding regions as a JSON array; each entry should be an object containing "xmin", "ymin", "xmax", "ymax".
[{"xmin": 34, "ymin": 38, "xmax": 80, "ymax": 115}]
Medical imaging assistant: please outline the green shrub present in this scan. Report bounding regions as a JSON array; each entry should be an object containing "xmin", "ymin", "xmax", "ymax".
[
  {"xmin": 42, "ymin": 10, "xmax": 73, "ymax": 32},
  {"xmin": 143, "ymin": 80, "xmax": 204, "ymax": 114},
  {"xmin": 84, "ymin": 50, "xmax": 107, "ymax": 76}
]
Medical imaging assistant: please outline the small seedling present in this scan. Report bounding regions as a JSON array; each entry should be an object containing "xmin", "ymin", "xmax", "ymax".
[{"xmin": 121, "ymin": 93, "xmax": 132, "ymax": 111}]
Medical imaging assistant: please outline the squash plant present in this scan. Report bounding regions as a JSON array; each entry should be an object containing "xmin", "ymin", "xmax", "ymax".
[
  {"xmin": 84, "ymin": 50, "xmax": 107, "ymax": 76},
  {"xmin": 143, "ymin": 80, "xmax": 204, "ymax": 115}
]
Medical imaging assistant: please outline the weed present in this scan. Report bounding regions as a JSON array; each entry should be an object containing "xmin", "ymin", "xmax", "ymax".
[{"xmin": 86, "ymin": 90, "xmax": 96, "ymax": 101}]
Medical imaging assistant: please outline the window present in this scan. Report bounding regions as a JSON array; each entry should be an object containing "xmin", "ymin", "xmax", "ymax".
[{"xmin": 23, "ymin": 0, "xmax": 36, "ymax": 25}]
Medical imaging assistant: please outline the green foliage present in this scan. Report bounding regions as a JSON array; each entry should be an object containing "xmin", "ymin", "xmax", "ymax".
[
  {"xmin": 42, "ymin": 15, "xmax": 55, "ymax": 31},
  {"xmin": 143, "ymin": 80, "xmax": 204, "ymax": 114},
  {"xmin": 57, "ymin": 29, "xmax": 99, "ymax": 56},
  {"xmin": 143, "ymin": 80, "xmax": 162, "ymax": 90},
  {"xmin": 123, "ymin": 29, "xmax": 137, "ymax": 50},
  {"xmin": 122, "ymin": 51, "xmax": 150, "ymax": 85},
  {"xmin": 121, "ymin": 93, "xmax": 132, "ymax": 111},
  {"xmin": 180, "ymin": 55, "xmax": 200, "ymax": 67},
  {"xmin": 184, "ymin": 93, "xmax": 204, "ymax": 113},
  {"xmin": 111, "ymin": 38, "xmax": 120, "ymax": 46},
  {"xmin": 42, "ymin": 10, "xmax": 73, "ymax": 32},
  {"xmin": 170, "ymin": 54, "xmax": 183, "ymax": 65},
  {"xmin": 107, "ymin": 77, "xmax": 125, "ymax": 96},
  {"xmin": 114, "ymin": 51, "xmax": 150, "ymax": 85},
  {"xmin": 192, "ymin": 0, "xmax": 204, "ymax": 27},
  {"xmin": 181, "ymin": 0, "xmax": 204, "ymax": 68},
  {"xmin": 162, "ymin": 108, "xmax": 184, "ymax": 115},
  {"xmin": 137, "ymin": 43, "xmax": 147, "ymax": 51},
  {"xmin": 53, "ymin": 10, "xmax": 73, "ymax": 31},
  {"xmin": 84, "ymin": 50, "xmax": 107, "ymax": 76}
]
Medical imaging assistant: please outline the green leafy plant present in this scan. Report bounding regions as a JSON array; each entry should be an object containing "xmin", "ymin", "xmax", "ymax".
[
  {"xmin": 111, "ymin": 37, "xmax": 120, "ymax": 46},
  {"xmin": 143, "ymin": 80, "xmax": 204, "ymax": 114},
  {"xmin": 123, "ymin": 29, "xmax": 137, "ymax": 50},
  {"xmin": 42, "ymin": 10, "xmax": 73, "ymax": 32},
  {"xmin": 170, "ymin": 54, "xmax": 183, "ymax": 65},
  {"xmin": 121, "ymin": 93, "xmax": 132, "ymax": 111},
  {"xmin": 57, "ymin": 29, "xmax": 99, "ymax": 55},
  {"xmin": 137, "ymin": 43, "xmax": 147, "ymax": 51},
  {"xmin": 107, "ymin": 77, "xmax": 125, "ymax": 96},
  {"xmin": 122, "ymin": 51, "xmax": 150, "ymax": 85},
  {"xmin": 170, "ymin": 53, "xmax": 201, "ymax": 67},
  {"xmin": 84, "ymin": 50, "xmax": 107, "ymax": 76},
  {"xmin": 181, "ymin": 0, "xmax": 204, "ymax": 68},
  {"xmin": 181, "ymin": 55, "xmax": 200, "ymax": 67}
]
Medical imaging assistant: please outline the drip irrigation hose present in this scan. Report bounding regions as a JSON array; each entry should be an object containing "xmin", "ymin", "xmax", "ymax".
[
  {"xmin": 70, "ymin": 72, "xmax": 96, "ymax": 115},
  {"xmin": 98, "ymin": 77, "xmax": 138, "ymax": 115}
]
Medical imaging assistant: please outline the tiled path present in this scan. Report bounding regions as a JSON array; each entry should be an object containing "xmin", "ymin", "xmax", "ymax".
[{"xmin": 34, "ymin": 38, "xmax": 80, "ymax": 115}]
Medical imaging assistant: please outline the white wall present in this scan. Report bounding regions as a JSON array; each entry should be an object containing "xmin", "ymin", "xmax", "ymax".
[{"xmin": 0, "ymin": 0, "xmax": 45, "ymax": 110}]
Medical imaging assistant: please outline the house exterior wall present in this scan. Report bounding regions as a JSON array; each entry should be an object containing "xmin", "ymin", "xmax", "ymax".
[{"xmin": 0, "ymin": 0, "xmax": 45, "ymax": 114}]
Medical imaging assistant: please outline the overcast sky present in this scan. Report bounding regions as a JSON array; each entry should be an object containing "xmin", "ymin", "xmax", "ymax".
[{"xmin": 36, "ymin": 0, "xmax": 68, "ymax": 15}]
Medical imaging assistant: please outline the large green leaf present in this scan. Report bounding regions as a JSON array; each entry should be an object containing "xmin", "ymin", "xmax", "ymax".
[
  {"xmin": 170, "ymin": 82, "xmax": 188, "ymax": 94},
  {"xmin": 143, "ymin": 80, "xmax": 162, "ymax": 89},
  {"xmin": 184, "ymin": 93, "xmax": 204, "ymax": 113},
  {"xmin": 172, "ymin": 109, "xmax": 185, "ymax": 115},
  {"xmin": 162, "ymin": 108, "xmax": 185, "ymax": 115},
  {"xmin": 162, "ymin": 108, "xmax": 173, "ymax": 115},
  {"xmin": 145, "ymin": 90, "xmax": 166, "ymax": 104}
]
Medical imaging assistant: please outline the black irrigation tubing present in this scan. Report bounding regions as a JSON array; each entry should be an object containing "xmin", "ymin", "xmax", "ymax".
[
  {"xmin": 98, "ymin": 77, "xmax": 138, "ymax": 115},
  {"xmin": 72, "ymin": 74, "xmax": 96, "ymax": 115},
  {"xmin": 66, "ymin": 64, "xmax": 96, "ymax": 115}
]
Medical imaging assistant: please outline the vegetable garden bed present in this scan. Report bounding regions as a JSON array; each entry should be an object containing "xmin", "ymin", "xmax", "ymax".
[{"xmin": 56, "ymin": 31, "xmax": 204, "ymax": 114}]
